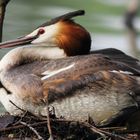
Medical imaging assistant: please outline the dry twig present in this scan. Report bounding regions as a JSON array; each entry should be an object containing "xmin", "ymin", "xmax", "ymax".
[
  {"xmin": 20, "ymin": 121, "xmax": 44, "ymax": 140},
  {"xmin": 46, "ymin": 100, "xmax": 54, "ymax": 140}
]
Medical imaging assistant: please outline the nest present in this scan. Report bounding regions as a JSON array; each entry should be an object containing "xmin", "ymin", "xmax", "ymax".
[{"xmin": 0, "ymin": 111, "xmax": 139, "ymax": 140}]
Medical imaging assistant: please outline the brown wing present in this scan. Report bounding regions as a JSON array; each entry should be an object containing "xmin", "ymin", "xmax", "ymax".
[
  {"xmin": 41, "ymin": 54, "xmax": 140, "ymax": 83},
  {"xmin": 42, "ymin": 70, "xmax": 140, "ymax": 103},
  {"xmin": 91, "ymin": 48, "xmax": 140, "ymax": 70}
]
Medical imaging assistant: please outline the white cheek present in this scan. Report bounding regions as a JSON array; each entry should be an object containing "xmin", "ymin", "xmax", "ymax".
[
  {"xmin": 31, "ymin": 24, "xmax": 59, "ymax": 45},
  {"xmin": 31, "ymin": 33, "xmax": 52, "ymax": 44},
  {"xmin": 26, "ymin": 28, "xmax": 39, "ymax": 37}
]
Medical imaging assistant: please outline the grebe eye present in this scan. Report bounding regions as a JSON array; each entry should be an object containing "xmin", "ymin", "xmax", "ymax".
[{"xmin": 38, "ymin": 28, "xmax": 45, "ymax": 35}]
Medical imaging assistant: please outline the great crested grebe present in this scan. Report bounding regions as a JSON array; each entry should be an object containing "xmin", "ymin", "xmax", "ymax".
[{"xmin": 0, "ymin": 10, "xmax": 140, "ymax": 127}]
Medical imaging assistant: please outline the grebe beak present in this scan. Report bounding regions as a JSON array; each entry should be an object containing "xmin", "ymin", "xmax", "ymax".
[{"xmin": 0, "ymin": 34, "xmax": 38, "ymax": 49}]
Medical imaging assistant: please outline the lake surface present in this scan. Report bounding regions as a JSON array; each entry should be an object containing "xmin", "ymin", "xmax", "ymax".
[{"xmin": 0, "ymin": 0, "xmax": 140, "ymax": 112}]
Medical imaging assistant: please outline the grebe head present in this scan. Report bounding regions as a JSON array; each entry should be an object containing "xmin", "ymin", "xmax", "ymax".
[{"xmin": 0, "ymin": 10, "xmax": 91, "ymax": 56}]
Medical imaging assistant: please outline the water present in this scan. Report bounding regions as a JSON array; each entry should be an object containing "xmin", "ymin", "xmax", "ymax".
[{"xmin": 0, "ymin": 0, "xmax": 140, "ymax": 112}]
